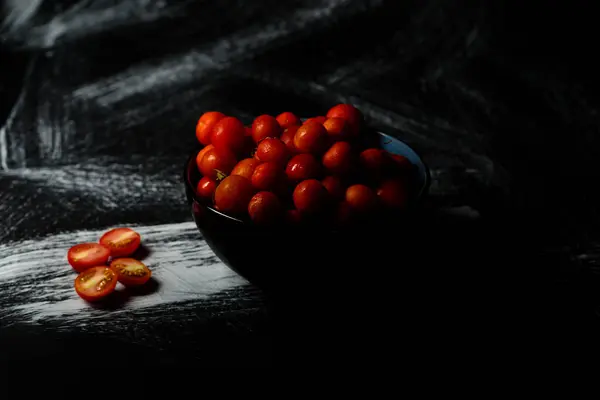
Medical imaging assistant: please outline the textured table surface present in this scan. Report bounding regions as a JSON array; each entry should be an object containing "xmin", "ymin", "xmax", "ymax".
[{"xmin": 2, "ymin": 0, "xmax": 600, "ymax": 369}]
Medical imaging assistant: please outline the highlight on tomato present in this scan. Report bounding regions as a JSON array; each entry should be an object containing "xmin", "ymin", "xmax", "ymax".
[
  {"xmin": 74, "ymin": 266, "xmax": 118, "ymax": 302},
  {"xmin": 67, "ymin": 243, "xmax": 111, "ymax": 272},
  {"xmin": 99, "ymin": 227, "xmax": 141, "ymax": 257},
  {"xmin": 110, "ymin": 258, "xmax": 152, "ymax": 287}
]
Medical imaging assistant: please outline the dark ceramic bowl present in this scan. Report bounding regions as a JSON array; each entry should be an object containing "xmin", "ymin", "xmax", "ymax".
[{"xmin": 184, "ymin": 129, "xmax": 430, "ymax": 290}]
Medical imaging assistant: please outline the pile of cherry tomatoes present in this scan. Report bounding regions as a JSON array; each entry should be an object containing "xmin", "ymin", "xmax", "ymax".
[
  {"xmin": 67, "ymin": 227, "xmax": 151, "ymax": 302},
  {"xmin": 194, "ymin": 104, "xmax": 415, "ymax": 226}
]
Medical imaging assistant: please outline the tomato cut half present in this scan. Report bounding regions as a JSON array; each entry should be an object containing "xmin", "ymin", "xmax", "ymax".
[
  {"xmin": 110, "ymin": 258, "xmax": 152, "ymax": 287},
  {"xmin": 67, "ymin": 243, "xmax": 111, "ymax": 272},
  {"xmin": 99, "ymin": 228, "xmax": 141, "ymax": 257},
  {"xmin": 74, "ymin": 266, "xmax": 118, "ymax": 302}
]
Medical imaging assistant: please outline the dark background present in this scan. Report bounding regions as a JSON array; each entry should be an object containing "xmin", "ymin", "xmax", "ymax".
[{"xmin": 2, "ymin": 0, "xmax": 600, "ymax": 369}]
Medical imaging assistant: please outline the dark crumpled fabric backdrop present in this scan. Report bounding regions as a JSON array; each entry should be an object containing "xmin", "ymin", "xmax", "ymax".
[{"xmin": 2, "ymin": 0, "xmax": 600, "ymax": 368}]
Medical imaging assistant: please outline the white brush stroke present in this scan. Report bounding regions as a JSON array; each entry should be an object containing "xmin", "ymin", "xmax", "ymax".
[
  {"xmin": 0, "ymin": 222, "xmax": 248, "ymax": 325},
  {"xmin": 0, "ymin": 0, "xmax": 43, "ymax": 32},
  {"xmin": 0, "ymin": 80, "xmax": 27, "ymax": 170},
  {"xmin": 71, "ymin": 0, "xmax": 363, "ymax": 107}
]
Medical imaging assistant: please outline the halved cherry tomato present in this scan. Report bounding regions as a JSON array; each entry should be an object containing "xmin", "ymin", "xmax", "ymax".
[
  {"xmin": 303, "ymin": 116, "xmax": 327, "ymax": 125},
  {"xmin": 293, "ymin": 122, "xmax": 328, "ymax": 154},
  {"xmin": 110, "ymin": 258, "xmax": 152, "ymax": 287},
  {"xmin": 74, "ymin": 266, "xmax": 118, "ymax": 302},
  {"xmin": 323, "ymin": 117, "xmax": 350, "ymax": 142},
  {"xmin": 99, "ymin": 227, "xmax": 141, "ymax": 257},
  {"xmin": 196, "ymin": 176, "xmax": 217, "ymax": 200},
  {"xmin": 198, "ymin": 147, "xmax": 237, "ymax": 180},
  {"xmin": 326, "ymin": 104, "xmax": 363, "ymax": 136},
  {"xmin": 345, "ymin": 184, "xmax": 377, "ymax": 212},
  {"xmin": 196, "ymin": 111, "xmax": 225, "ymax": 145},
  {"xmin": 276, "ymin": 112, "xmax": 301, "ymax": 129},
  {"xmin": 280, "ymin": 126, "xmax": 299, "ymax": 154},
  {"xmin": 255, "ymin": 138, "xmax": 289, "ymax": 166},
  {"xmin": 67, "ymin": 243, "xmax": 111, "ymax": 272},
  {"xmin": 285, "ymin": 153, "xmax": 320, "ymax": 181},
  {"xmin": 322, "ymin": 141, "xmax": 353, "ymax": 174},
  {"xmin": 214, "ymin": 175, "xmax": 255, "ymax": 215},
  {"xmin": 252, "ymin": 115, "xmax": 282, "ymax": 143},
  {"xmin": 231, "ymin": 158, "xmax": 262, "ymax": 180},
  {"xmin": 248, "ymin": 191, "xmax": 282, "ymax": 225},
  {"xmin": 293, "ymin": 179, "xmax": 327, "ymax": 214},
  {"xmin": 252, "ymin": 162, "xmax": 283, "ymax": 191},
  {"xmin": 211, "ymin": 116, "xmax": 246, "ymax": 155}
]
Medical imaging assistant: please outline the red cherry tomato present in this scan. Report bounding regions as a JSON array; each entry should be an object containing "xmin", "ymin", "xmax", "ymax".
[
  {"xmin": 293, "ymin": 122, "xmax": 328, "ymax": 154},
  {"xmin": 280, "ymin": 126, "xmax": 299, "ymax": 154},
  {"xmin": 214, "ymin": 175, "xmax": 255, "ymax": 215},
  {"xmin": 323, "ymin": 117, "xmax": 350, "ymax": 142},
  {"xmin": 345, "ymin": 184, "xmax": 377, "ymax": 212},
  {"xmin": 286, "ymin": 209, "xmax": 303, "ymax": 225},
  {"xmin": 321, "ymin": 176, "xmax": 345, "ymax": 201},
  {"xmin": 231, "ymin": 158, "xmax": 262, "ymax": 180},
  {"xmin": 211, "ymin": 116, "xmax": 246, "ymax": 154},
  {"xmin": 322, "ymin": 141, "xmax": 353, "ymax": 174},
  {"xmin": 196, "ymin": 176, "xmax": 217, "ymax": 200},
  {"xmin": 196, "ymin": 144, "xmax": 214, "ymax": 171},
  {"xmin": 326, "ymin": 104, "xmax": 363, "ymax": 136},
  {"xmin": 67, "ymin": 243, "xmax": 110, "ymax": 273},
  {"xmin": 74, "ymin": 266, "xmax": 118, "ymax": 302},
  {"xmin": 377, "ymin": 179, "xmax": 408, "ymax": 210},
  {"xmin": 196, "ymin": 111, "xmax": 225, "ymax": 145},
  {"xmin": 335, "ymin": 201, "xmax": 356, "ymax": 226},
  {"xmin": 276, "ymin": 112, "xmax": 301, "ymax": 129},
  {"xmin": 293, "ymin": 179, "xmax": 327, "ymax": 214},
  {"xmin": 359, "ymin": 148, "xmax": 388, "ymax": 175},
  {"xmin": 110, "ymin": 258, "xmax": 152, "ymax": 287},
  {"xmin": 303, "ymin": 116, "xmax": 327, "ymax": 125},
  {"xmin": 387, "ymin": 153, "xmax": 414, "ymax": 175},
  {"xmin": 252, "ymin": 162, "xmax": 283, "ymax": 191},
  {"xmin": 198, "ymin": 147, "xmax": 237, "ymax": 180},
  {"xmin": 285, "ymin": 153, "xmax": 320, "ymax": 181},
  {"xmin": 252, "ymin": 115, "xmax": 282, "ymax": 143},
  {"xmin": 248, "ymin": 191, "xmax": 282, "ymax": 225},
  {"xmin": 255, "ymin": 138, "xmax": 289, "ymax": 166},
  {"xmin": 99, "ymin": 227, "xmax": 141, "ymax": 258}
]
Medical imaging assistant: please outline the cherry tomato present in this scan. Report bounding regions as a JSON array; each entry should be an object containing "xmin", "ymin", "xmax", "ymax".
[
  {"xmin": 323, "ymin": 117, "xmax": 350, "ymax": 142},
  {"xmin": 286, "ymin": 209, "xmax": 303, "ymax": 225},
  {"xmin": 231, "ymin": 158, "xmax": 262, "ymax": 180},
  {"xmin": 196, "ymin": 144, "xmax": 215, "ymax": 171},
  {"xmin": 303, "ymin": 116, "xmax": 327, "ymax": 125},
  {"xmin": 211, "ymin": 116, "xmax": 246, "ymax": 154},
  {"xmin": 248, "ymin": 191, "xmax": 282, "ymax": 225},
  {"xmin": 387, "ymin": 153, "xmax": 414, "ymax": 176},
  {"xmin": 255, "ymin": 138, "xmax": 289, "ymax": 166},
  {"xmin": 252, "ymin": 162, "xmax": 283, "ymax": 191},
  {"xmin": 359, "ymin": 148, "xmax": 388, "ymax": 175},
  {"xmin": 321, "ymin": 176, "xmax": 345, "ymax": 201},
  {"xmin": 196, "ymin": 176, "xmax": 217, "ymax": 200},
  {"xmin": 326, "ymin": 104, "xmax": 363, "ymax": 136},
  {"xmin": 110, "ymin": 258, "xmax": 152, "ymax": 287},
  {"xmin": 377, "ymin": 179, "xmax": 408, "ymax": 210},
  {"xmin": 345, "ymin": 184, "xmax": 377, "ymax": 212},
  {"xmin": 322, "ymin": 141, "xmax": 353, "ymax": 174},
  {"xmin": 293, "ymin": 122, "xmax": 328, "ymax": 154},
  {"xmin": 74, "ymin": 266, "xmax": 118, "ymax": 302},
  {"xmin": 276, "ymin": 112, "xmax": 301, "ymax": 129},
  {"xmin": 285, "ymin": 154, "xmax": 320, "ymax": 181},
  {"xmin": 196, "ymin": 111, "xmax": 225, "ymax": 145},
  {"xmin": 99, "ymin": 227, "xmax": 141, "ymax": 257},
  {"xmin": 280, "ymin": 126, "xmax": 299, "ymax": 154},
  {"xmin": 252, "ymin": 114, "xmax": 282, "ymax": 143},
  {"xmin": 214, "ymin": 175, "xmax": 255, "ymax": 215},
  {"xmin": 198, "ymin": 147, "xmax": 237, "ymax": 180},
  {"xmin": 293, "ymin": 179, "xmax": 327, "ymax": 214},
  {"xmin": 67, "ymin": 243, "xmax": 110, "ymax": 273},
  {"xmin": 335, "ymin": 201, "xmax": 356, "ymax": 226}
]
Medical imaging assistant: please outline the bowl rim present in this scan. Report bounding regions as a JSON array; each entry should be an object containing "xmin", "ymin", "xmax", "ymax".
[{"xmin": 183, "ymin": 130, "xmax": 431, "ymax": 225}]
